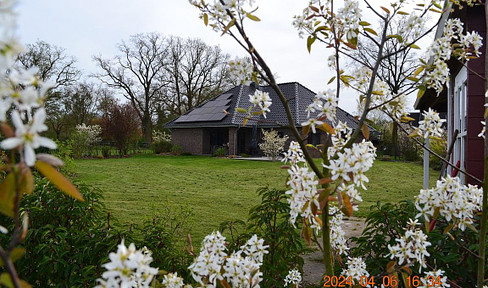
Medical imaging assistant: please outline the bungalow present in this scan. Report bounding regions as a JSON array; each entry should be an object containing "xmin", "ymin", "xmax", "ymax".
[
  {"xmin": 165, "ymin": 82, "xmax": 372, "ymax": 156},
  {"xmin": 414, "ymin": 3, "xmax": 485, "ymax": 185}
]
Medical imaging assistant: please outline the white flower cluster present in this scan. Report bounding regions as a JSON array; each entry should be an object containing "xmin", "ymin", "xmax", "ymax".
[
  {"xmin": 329, "ymin": 206, "xmax": 349, "ymax": 255},
  {"xmin": 291, "ymin": 0, "xmax": 320, "ymax": 38},
  {"xmin": 416, "ymin": 108, "xmax": 446, "ymax": 139},
  {"xmin": 425, "ymin": 18, "xmax": 483, "ymax": 94},
  {"xmin": 388, "ymin": 219, "xmax": 431, "ymax": 272},
  {"xmin": 76, "ymin": 123, "xmax": 102, "ymax": 146},
  {"xmin": 285, "ymin": 163, "xmax": 320, "ymax": 230},
  {"xmin": 189, "ymin": 0, "xmax": 256, "ymax": 33},
  {"xmin": 189, "ymin": 232, "xmax": 268, "ymax": 287},
  {"xmin": 282, "ymin": 141, "xmax": 305, "ymax": 166},
  {"xmin": 415, "ymin": 176, "xmax": 483, "ymax": 231},
  {"xmin": 0, "ymin": 0, "xmax": 57, "ymax": 166},
  {"xmin": 337, "ymin": 0, "xmax": 361, "ymax": 40},
  {"xmin": 284, "ymin": 268, "xmax": 301, "ymax": 287},
  {"xmin": 305, "ymin": 89, "xmax": 338, "ymax": 124},
  {"xmin": 341, "ymin": 257, "xmax": 369, "ymax": 284},
  {"xmin": 398, "ymin": 13, "xmax": 424, "ymax": 40},
  {"xmin": 95, "ymin": 241, "xmax": 158, "ymax": 288},
  {"xmin": 418, "ymin": 269, "xmax": 450, "ymax": 288},
  {"xmin": 228, "ymin": 58, "xmax": 254, "ymax": 86},
  {"xmin": 249, "ymin": 90, "xmax": 272, "ymax": 118},
  {"xmin": 324, "ymin": 122, "xmax": 376, "ymax": 206},
  {"xmin": 161, "ymin": 273, "xmax": 191, "ymax": 288},
  {"xmin": 152, "ymin": 130, "xmax": 172, "ymax": 143}
]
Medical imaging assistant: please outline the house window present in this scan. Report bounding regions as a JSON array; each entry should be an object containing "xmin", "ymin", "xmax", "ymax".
[{"xmin": 452, "ymin": 66, "xmax": 467, "ymax": 183}]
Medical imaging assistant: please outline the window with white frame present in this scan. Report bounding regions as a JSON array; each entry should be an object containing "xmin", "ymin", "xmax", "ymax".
[{"xmin": 451, "ymin": 66, "xmax": 467, "ymax": 183}]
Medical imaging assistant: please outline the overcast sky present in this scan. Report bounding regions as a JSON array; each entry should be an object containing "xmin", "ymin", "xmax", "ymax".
[{"xmin": 16, "ymin": 0, "xmax": 420, "ymax": 114}]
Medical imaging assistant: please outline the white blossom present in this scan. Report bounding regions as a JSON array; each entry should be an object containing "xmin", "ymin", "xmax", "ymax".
[
  {"xmin": 229, "ymin": 58, "xmax": 254, "ymax": 86},
  {"xmin": 284, "ymin": 269, "xmax": 301, "ymax": 287},
  {"xmin": 95, "ymin": 240, "xmax": 158, "ymax": 288},
  {"xmin": 1, "ymin": 108, "xmax": 57, "ymax": 166},
  {"xmin": 416, "ymin": 108, "xmax": 445, "ymax": 139},
  {"xmin": 418, "ymin": 269, "xmax": 450, "ymax": 288},
  {"xmin": 341, "ymin": 257, "xmax": 369, "ymax": 284},
  {"xmin": 415, "ymin": 176, "xmax": 483, "ymax": 231},
  {"xmin": 388, "ymin": 220, "xmax": 431, "ymax": 272},
  {"xmin": 249, "ymin": 90, "xmax": 272, "ymax": 118}
]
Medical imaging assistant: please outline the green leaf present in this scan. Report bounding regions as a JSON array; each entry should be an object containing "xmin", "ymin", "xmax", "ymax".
[
  {"xmin": 242, "ymin": 118, "xmax": 248, "ymax": 126},
  {"xmin": 236, "ymin": 108, "xmax": 247, "ymax": 114},
  {"xmin": 359, "ymin": 21, "xmax": 371, "ymax": 26},
  {"xmin": 429, "ymin": 8, "xmax": 442, "ymax": 13},
  {"xmin": 364, "ymin": 28, "xmax": 378, "ymax": 36},
  {"xmin": 388, "ymin": 34, "xmax": 404, "ymax": 43},
  {"xmin": 417, "ymin": 86, "xmax": 426, "ymax": 99},
  {"xmin": 407, "ymin": 77, "xmax": 419, "ymax": 82},
  {"xmin": 0, "ymin": 173, "xmax": 16, "ymax": 217},
  {"xmin": 35, "ymin": 161, "xmax": 84, "ymax": 202},
  {"xmin": 0, "ymin": 247, "xmax": 25, "ymax": 267},
  {"xmin": 408, "ymin": 43, "xmax": 421, "ymax": 49},
  {"xmin": 307, "ymin": 35, "xmax": 316, "ymax": 53},
  {"xmin": 0, "ymin": 273, "xmax": 13, "ymax": 288},
  {"xmin": 397, "ymin": 11, "xmax": 409, "ymax": 15},
  {"xmin": 221, "ymin": 18, "xmax": 236, "ymax": 36},
  {"xmin": 413, "ymin": 65, "xmax": 425, "ymax": 77},
  {"xmin": 327, "ymin": 76, "xmax": 336, "ymax": 85},
  {"xmin": 246, "ymin": 12, "xmax": 260, "ymax": 21},
  {"xmin": 203, "ymin": 13, "xmax": 209, "ymax": 26},
  {"xmin": 340, "ymin": 75, "xmax": 350, "ymax": 87}
]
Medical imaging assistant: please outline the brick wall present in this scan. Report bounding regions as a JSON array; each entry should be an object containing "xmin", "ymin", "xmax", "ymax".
[{"xmin": 171, "ymin": 128, "xmax": 204, "ymax": 155}]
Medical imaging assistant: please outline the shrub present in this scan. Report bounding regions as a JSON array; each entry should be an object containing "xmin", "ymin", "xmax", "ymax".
[
  {"xmin": 223, "ymin": 187, "xmax": 306, "ymax": 287},
  {"xmin": 170, "ymin": 144, "xmax": 183, "ymax": 155},
  {"xmin": 100, "ymin": 102, "xmax": 141, "ymax": 156},
  {"xmin": 258, "ymin": 129, "xmax": 289, "ymax": 160},
  {"xmin": 153, "ymin": 140, "xmax": 173, "ymax": 154},
  {"xmin": 213, "ymin": 147, "xmax": 226, "ymax": 157},
  {"xmin": 71, "ymin": 124, "xmax": 102, "ymax": 158},
  {"xmin": 0, "ymin": 177, "xmax": 134, "ymax": 287},
  {"xmin": 351, "ymin": 201, "xmax": 488, "ymax": 286},
  {"xmin": 140, "ymin": 206, "xmax": 194, "ymax": 282},
  {"xmin": 52, "ymin": 140, "xmax": 75, "ymax": 174},
  {"xmin": 101, "ymin": 146, "xmax": 111, "ymax": 158}
]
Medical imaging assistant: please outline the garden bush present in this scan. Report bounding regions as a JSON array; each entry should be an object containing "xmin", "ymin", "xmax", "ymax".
[
  {"xmin": 351, "ymin": 200, "xmax": 488, "ymax": 287},
  {"xmin": 170, "ymin": 144, "xmax": 183, "ymax": 155},
  {"xmin": 153, "ymin": 140, "xmax": 173, "ymax": 154},
  {"xmin": 222, "ymin": 187, "xmax": 306, "ymax": 287},
  {"xmin": 213, "ymin": 147, "xmax": 226, "ymax": 157}
]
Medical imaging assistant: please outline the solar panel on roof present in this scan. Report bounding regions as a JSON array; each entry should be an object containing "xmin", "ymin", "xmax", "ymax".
[{"xmin": 174, "ymin": 93, "xmax": 232, "ymax": 123}]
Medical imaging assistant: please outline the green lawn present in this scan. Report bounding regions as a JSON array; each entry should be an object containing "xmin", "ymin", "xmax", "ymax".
[{"xmin": 73, "ymin": 154, "xmax": 438, "ymax": 242}]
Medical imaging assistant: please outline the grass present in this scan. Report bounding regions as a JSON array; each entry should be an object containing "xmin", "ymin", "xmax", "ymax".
[{"xmin": 73, "ymin": 154, "xmax": 439, "ymax": 242}]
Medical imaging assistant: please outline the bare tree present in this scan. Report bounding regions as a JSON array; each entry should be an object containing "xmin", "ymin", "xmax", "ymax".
[
  {"xmin": 162, "ymin": 37, "xmax": 232, "ymax": 115},
  {"xmin": 349, "ymin": 17, "xmax": 425, "ymax": 159},
  {"xmin": 17, "ymin": 40, "xmax": 80, "ymax": 89},
  {"xmin": 17, "ymin": 40, "xmax": 81, "ymax": 140},
  {"xmin": 93, "ymin": 32, "xmax": 168, "ymax": 145}
]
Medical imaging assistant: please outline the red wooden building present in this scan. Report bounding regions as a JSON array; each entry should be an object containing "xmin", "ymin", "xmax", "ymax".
[{"xmin": 415, "ymin": 3, "xmax": 485, "ymax": 185}]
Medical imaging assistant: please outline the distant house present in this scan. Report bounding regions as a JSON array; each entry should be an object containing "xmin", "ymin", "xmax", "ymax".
[
  {"xmin": 165, "ymin": 82, "xmax": 373, "ymax": 156},
  {"xmin": 415, "ymin": 3, "xmax": 485, "ymax": 184}
]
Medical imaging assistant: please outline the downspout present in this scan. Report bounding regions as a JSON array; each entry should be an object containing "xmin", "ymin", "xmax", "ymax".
[{"xmin": 234, "ymin": 125, "xmax": 241, "ymax": 155}]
